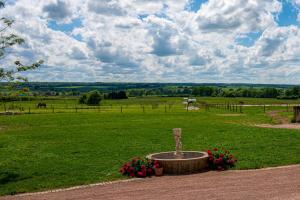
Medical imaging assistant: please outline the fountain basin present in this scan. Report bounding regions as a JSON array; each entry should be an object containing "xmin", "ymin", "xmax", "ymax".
[{"xmin": 147, "ymin": 151, "xmax": 208, "ymax": 175}]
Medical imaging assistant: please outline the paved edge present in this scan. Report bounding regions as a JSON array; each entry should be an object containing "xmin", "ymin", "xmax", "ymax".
[{"xmin": 9, "ymin": 164, "xmax": 300, "ymax": 198}]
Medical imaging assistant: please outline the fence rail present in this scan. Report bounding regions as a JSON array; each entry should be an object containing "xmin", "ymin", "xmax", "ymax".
[{"xmin": 1, "ymin": 102, "xmax": 299, "ymax": 115}]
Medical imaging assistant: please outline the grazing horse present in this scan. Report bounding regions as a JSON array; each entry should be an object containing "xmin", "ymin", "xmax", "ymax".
[{"xmin": 37, "ymin": 102, "xmax": 47, "ymax": 108}]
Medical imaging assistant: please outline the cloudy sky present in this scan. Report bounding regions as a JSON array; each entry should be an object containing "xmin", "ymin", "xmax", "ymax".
[{"xmin": 1, "ymin": 0, "xmax": 300, "ymax": 83}]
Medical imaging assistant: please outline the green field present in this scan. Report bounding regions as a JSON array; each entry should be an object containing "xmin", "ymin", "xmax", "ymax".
[{"xmin": 0, "ymin": 97, "xmax": 300, "ymax": 195}]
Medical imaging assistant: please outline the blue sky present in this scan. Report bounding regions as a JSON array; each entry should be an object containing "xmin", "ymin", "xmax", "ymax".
[{"xmin": 2, "ymin": 0, "xmax": 300, "ymax": 83}]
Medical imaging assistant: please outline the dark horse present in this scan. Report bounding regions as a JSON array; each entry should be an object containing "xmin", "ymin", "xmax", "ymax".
[{"xmin": 37, "ymin": 102, "xmax": 47, "ymax": 108}]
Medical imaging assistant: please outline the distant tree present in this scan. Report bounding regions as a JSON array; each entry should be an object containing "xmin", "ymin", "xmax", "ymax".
[
  {"xmin": 86, "ymin": 91, "xmax": 102, "ymax": 105},
  {"xmin": 78, "ymin": 94, "xmax": 87, "ymax": 104},
  {"xmin": 106, "ymin": 91, "xmax": 128, "ymax": 99},
  {"xmin": 0, "ymin": 1, "xmax": 43, "ymax": 82}
]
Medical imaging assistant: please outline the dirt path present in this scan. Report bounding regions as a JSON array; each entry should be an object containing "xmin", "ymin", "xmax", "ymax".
[
  {"xmin": 2, "ymin": 165, "xmax": 300, "ymax": 200},
  {"xmin": 255, "ymin": 110, "xmax": 300, "ymax": 130},
  {"xmin": 267, "ymin": 110, "xmax": 290, "ymax": 124}
]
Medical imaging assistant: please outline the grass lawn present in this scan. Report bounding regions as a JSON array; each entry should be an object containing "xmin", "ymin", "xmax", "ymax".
[{"xmin": 0, "ymin": 98, "xmax": 299, "ymax": 195}]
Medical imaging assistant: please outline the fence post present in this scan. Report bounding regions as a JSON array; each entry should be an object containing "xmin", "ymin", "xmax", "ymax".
[
  {"xmin": 28, "ymin": 107, "xmax": 31, "ymax": 114},
  {"xmin": 75, "ymin": 107, "xmax": 78, "ymax": 113}
]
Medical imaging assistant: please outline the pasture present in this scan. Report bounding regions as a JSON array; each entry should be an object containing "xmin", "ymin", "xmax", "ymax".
[{"xmin": 0, "ymin": 97, "xmax": 300, "ymax": 195}]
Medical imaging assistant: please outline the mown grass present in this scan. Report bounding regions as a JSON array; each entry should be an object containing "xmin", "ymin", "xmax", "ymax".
[{"xmin": 0, "ymin": 98, "xmax": 299, "ymax": 195}]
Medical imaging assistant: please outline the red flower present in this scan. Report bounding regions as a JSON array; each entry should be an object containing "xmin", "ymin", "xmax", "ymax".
[
  {"xmin": 209, "ymin": 157, "xmax": 213, "ymax": 161},
  {"xmin": 141, "ymin": 165, "xmax": 146, "ymax": 169},
  {"xmin": 147, "ymin": 168, "xmax": 153, "ymax": 174},
  {"xmin": 207, "ymin": 150, "xmax": 212, "ymax": 155},
  {"xmin": 119, "ymin": 168, "xmax": 125, "ymax": 174},
  {"xmin": 220, "ymin": 154, "xmax": 224, "ymax": 157},
  {"xmin": 130, "ymin": 173, "xmax": 135, "ymax": 177},
  {"xmin": 137, "ymin": 171, "xmax": 143, "ymax": 177},
  {"xmin": 214, "ymin": 148, "xmax": 218, "ymax": 151}
]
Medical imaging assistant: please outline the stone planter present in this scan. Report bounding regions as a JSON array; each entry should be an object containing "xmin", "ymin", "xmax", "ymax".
[{"xmin": 147, "ymin": 151, "xmax": 208, "ymax": 175}]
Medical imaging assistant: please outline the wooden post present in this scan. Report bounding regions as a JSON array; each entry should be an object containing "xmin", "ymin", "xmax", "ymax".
[
  {"xmin": 75, "ymin": 107, "xmax": 78, "ymax": 113},
  {"xmin": 28, "ymin": 107, "xmax": 31, "ymax": 114},
  {"xmin": 293, "ymin": 106, "xmax": 300, "ymax": 123}
]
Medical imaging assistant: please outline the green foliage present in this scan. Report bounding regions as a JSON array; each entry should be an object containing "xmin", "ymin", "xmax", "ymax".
[
  {"xmin": 78, "ymin": 91, "xmax": 103, "ymax": 105},
  {"xmin": 86, "ymin": 91, "xmax": 102, "ymax": 105},
  {"xmin": 0, "ymin": 1, "xmax": 43, "ymax": 82},
  {"xmin": 105, "ymin": 91, "xmax": 128, "ymax": 99},
  {"xmin": 78, "ymin": 94, "xmax": 87, "ymax": 104}
]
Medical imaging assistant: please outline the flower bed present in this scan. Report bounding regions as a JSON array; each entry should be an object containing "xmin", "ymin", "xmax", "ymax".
[
  {"xmin": 119, "ymin": 157, "xmax": 161, "ymax": 178},
  {"xmin": 207, "ymin": 148, "xmax": 237, "ymax": 171}
]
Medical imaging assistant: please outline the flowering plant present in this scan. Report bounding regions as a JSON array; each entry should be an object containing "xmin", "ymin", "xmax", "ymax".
[
  {"xmin": 119, "ymin": 157, "xmax": 160, "ymax": 178},
  {"xmin": 207, "ymin": 148, "xmax": 237, "ymax": 171}
]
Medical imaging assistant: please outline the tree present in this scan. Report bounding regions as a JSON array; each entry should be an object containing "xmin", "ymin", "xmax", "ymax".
[
  {"xmin": 78, "ymin": 94, "xmax": 87, "ymax": 104},
  {"xmin": 86, "ymin": 91, "xmax": 102, "ymax": 105},
  {"xmin": 0, "ymin": 1, "xmax": 43, "ymax": 82}
]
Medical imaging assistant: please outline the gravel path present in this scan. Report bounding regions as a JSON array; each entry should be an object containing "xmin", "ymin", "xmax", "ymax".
[{"xmin": 1, "ymin": 165, "xmax": 300, "ymax": 200}]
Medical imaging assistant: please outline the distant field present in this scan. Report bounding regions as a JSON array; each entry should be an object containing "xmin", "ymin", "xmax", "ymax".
[
  {"xmin": 0, "ymin": 97, "xmax": 299, "ymax": 195},
  {"xmin": 1, "ymin": 96, "xmax": 300, "ymax": 113}
]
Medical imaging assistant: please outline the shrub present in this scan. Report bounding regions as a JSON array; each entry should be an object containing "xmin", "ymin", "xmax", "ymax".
[
  {"xmin": 105, "ymin": 91, "xmax": 128, "ymax": 99},
  {"xmin": 119, "ymin": 157, "xmax": 159, "ymax": 178},
  {"xmin": 86, "ymin": 91, "xmax": 102, "ymax": 105},
  {"xmin": 78, "ymin": 94, "xmax": 87, "ymax": 104},
  {"xmin": 207, "ymin": 148, "xmax": 237, "ymax": 171}
]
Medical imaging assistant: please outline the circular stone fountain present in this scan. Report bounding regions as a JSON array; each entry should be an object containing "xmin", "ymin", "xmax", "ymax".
[{"xmin": 147, "ymin": 128, "xmax": 209, "ymax": 175}]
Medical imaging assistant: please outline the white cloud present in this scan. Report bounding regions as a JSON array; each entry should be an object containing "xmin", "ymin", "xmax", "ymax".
[{"xmin": 1, "ymin": 0, "xmax": 300, "ymax": 83}]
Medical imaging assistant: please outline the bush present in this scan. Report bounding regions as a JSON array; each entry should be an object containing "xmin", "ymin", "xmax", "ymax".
[
  {"xmin": 119, "ymin": 157, "xmax": 159, "ymax": 178},
  {"xmin": 105, "ymin": 91, "xmax": 128, "ymax": 99},
  {"xmin": 86, "ymin": 91, "xmax": 102, "ymax": 105},
  {"xmin": 207, "ymin": 148, "xmax": 237, "ymax": 171},
  {"xmin": 78, "ymin": 91, "xmax": 102, "ymax": 105},
  {"xmin": 78, "ymin": 94, "xmax": 87, "ymax": 104}
]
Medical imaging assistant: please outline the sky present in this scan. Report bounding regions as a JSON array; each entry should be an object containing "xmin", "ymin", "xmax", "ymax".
[{"xmin": 1, "ymin": 0, "xmax": 300, "ymax": 84}]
